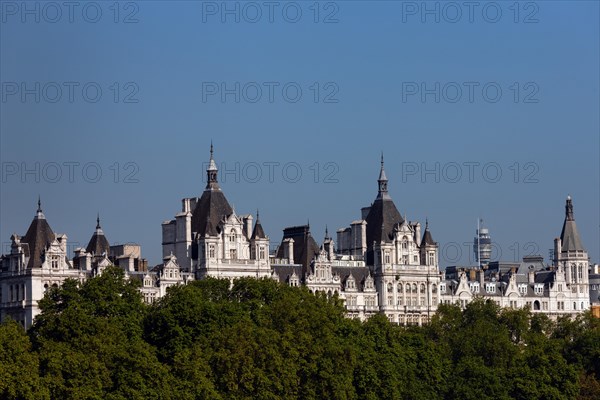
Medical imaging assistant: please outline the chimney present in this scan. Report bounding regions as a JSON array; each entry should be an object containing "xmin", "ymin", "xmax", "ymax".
[
  {"xmin": 245, "ymin": 215, "xmax": 253, "ymax": 238},
  {"xmin": 469, "ymin": 269, "xmax": 476, "ymax": 281},
  {"xmin": 528, "ymin": 269, "xmax": 535, "ymax": 284},
  {"xmin": 554, "ymin": 238, "xmax": 561, "ymax": 267},
  {"xmin": 284, "ymin": 238, "xmax": 294, "ymax": 264},
  {"xmin": 479, "ymin": 269, "xmax": 485, "ymax": 287}
]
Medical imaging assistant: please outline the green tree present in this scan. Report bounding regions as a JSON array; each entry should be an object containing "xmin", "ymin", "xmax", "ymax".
[{"xmin": 0, "ymin": 319, "xmax": 48, "ymax": 399}]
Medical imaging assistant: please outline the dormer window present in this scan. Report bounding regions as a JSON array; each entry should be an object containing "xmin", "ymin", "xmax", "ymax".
[
  {"xmin": 51, "ymin": 255, "xmax": 59, "ymax": 269},
  {"xmin": 534, "ymin": 284, "xmax": 543, "ymax": 295},
  {"xmin": 518, "ymin": 284, "xmax": 527, "ymax": 295},
  {"xmin": 229, "ymin": 229, "xmax": 236, "ymax": 242}
]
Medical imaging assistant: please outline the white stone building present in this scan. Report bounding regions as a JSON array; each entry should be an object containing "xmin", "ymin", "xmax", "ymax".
[
  {"xmin": 0, "ymin": 148, "xmax": 594, "ymax": 329},
  {"xmin": 161, "ymin": 144, "xmax": 271, "ymax": 281}
]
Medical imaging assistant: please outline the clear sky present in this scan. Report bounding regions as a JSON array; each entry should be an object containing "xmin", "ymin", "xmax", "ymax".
[{"xmin": 1, "ymin": 0, "xmax": 599, "ymax": 267}]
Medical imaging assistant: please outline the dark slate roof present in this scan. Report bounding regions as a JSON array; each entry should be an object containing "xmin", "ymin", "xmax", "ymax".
[
  {"xmin": 251, "ymin": 220, "xmax": 266, "ymax": 239},
  {"xmin": 272, "ymin": 265, "xmax": 303, "ymax": 283},
  {"xmin": 421, "ymin": 221, "xmax": 436, "ymax": 246},
  {"xmin": 191, "ymin": 189, "xmax": 233, "ymax": 236},
  {"xmin": 534, "ymin": 270, "xmax": 555, "ymax": 284},
  {"xmin": 560, "ymin": 196, "xmax": 585, "ymax": 251},
  {"xmin": 275, "ymin": 225, "xmax": 320, "ymax": 272},
  {"xmin": 86, "ymin": 217, "xmax": 110, "ymax": 256},
  {"xmin": 22, "ymin": 208, "xmax": 55, "ymax": 268},
  {"xmin": 334, "ymin": 266, "xmax": 371, "ymax": 291},
  {"xmin": 204, "ymin": 218, "xmax": 218, "ymax": 236},
  {"xmin": 364, "ymin": 198, "xmax": 403, "ymax": 263}
]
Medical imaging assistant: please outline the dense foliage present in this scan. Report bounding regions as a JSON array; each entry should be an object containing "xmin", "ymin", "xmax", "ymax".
[{"xmin": 2, "ymin": 266, "xmax": 600, "ymax": 399}]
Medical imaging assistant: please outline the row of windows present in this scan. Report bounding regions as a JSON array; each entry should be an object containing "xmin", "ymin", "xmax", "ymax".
[
  {"xmin": 4, "ymin": 284, "xmax": 26, "ymax": 302},
  {"xmin": 387, "ymin": 282, "xmax": 437, "ymax": 294},
  {"xmin": 143, "ymin": 292, "xmax": 157, "ymax": 304},
  {"xmin": 204, "ymin": 244, "xmax": 266, "ymax": 260}
]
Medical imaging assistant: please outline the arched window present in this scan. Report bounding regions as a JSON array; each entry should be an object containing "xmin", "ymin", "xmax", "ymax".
[
  {"xmin": 432, "ymin": 284, "xmax": 437, "ymax": 294},
  {"xmin": 402, "ymin": 236, "xmax": 408, "ymax": 249},
  {"xmin": 533, "ymin": 300, "xmax": 540, "ymax": 310},
  {"xmin": 398, "ymin": 284, "xmax": 403, "ymax": 293},
  {"xmin": 412, "ymin": 283, "xmax": 417, "ymax": 293},
  {"xmin": 420, "ymin": 284, "xmax": 426, "ymax": 294},
  {"xmin": 387, "ymin": 283, "xmax": 393, "ymax": 293},
  {"xmin": 229, "ymin": 229, "xmax": 236, "ymax": 242}
]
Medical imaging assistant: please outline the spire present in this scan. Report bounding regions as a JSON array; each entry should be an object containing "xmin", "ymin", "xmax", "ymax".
[
  {"xmin": 422, "ymin": 219, "xmax": 436, "ymax": 246},
  {"xmin": 565, "ymin": 194, "xmax": 574, "ymax": 221},
  {"xmin": 251, "ymin": 209, "xmax": 266, "ymax": 239},
  {"xmin": 560, "ymin": 195, "xmax": 585, "ymax": 251},
  {"xmin": 86, "ymin": 214, "xmax": 109, "ymax": 256},
  {"xmin": 377, "ymin": 153, "xmax": 389, "ymax": 199},
  {"xmin": 35, "ymin": 196, "xmax": 45, "ymax": 219},
  {"xmin": 325, "ymin": 225, "xmax": 330, "ymax": 240},
  {"xmin": 206, "ymin": 142, "xmax": 219, "ymax": 190}
]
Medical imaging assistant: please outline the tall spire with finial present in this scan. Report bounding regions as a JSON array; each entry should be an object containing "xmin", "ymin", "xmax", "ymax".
[
  {"xmin": 206, "ymin": 141, "xmax": 219, "ymax": 190},
  {"xmin": 35, "ymin": 196, "xmax": 45, "ymax": 219},
  {"xmin": 565, "ymin": 194, "xmax": 574, "ymax": 221},
  {"xmin": 251, "ymin": 209, "xmax": 266, "ymax": 239},
  {"xmin": 422, "ymin": 217, "xmax": 436, "ymax": 246},
  {"xmin": 377, "ymin": 152, "xmax": 389, "ymax": 199},
  {"xmin": 560, "ymin": 195, "xmax": 585, "ymax": 252}
]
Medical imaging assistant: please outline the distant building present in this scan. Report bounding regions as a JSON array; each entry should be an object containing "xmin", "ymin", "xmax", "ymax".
[
  {"xmin": 473, "ymin": 221, "xmax": 492, "ymax": 267},
  {"xmin": 0, "ymin": 202, "xmax": 146, "ymax": 327},
  {"xmin": 0, "ymin": 148, "xmax": 595, "ymax": 328}
]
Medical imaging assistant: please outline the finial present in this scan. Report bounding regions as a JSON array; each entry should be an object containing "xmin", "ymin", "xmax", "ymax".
[
  {"xmin": 425, "ymin": 218, "xmax": 429, "ymax": 229},
  {"xmin": 37, "ymin": 196, "xmax": 42, "ymax": 212},
  {"xmin": 96, "ymin": 213, "xmax": 101, "ymax": 229},
  {"xmin": 256, "ymin": 209, "xmax": 260, "ymax": 221},
  {"xmin": 381, "ymin": 152, "xmax": 384, "ymax": 166},
  {"xmin": 307, "ymin": 218, "xmax": 310, "ymax": 228},
  {"xmin": 210, "ymin": 140, "xmax": 214, "ymax": 158},
  {"xmin": 325, "ymin": 225, "xmax": 329, "ymax": 239},
  {"xmin": 565, "ymin": 195, "xmax": 574, "ymax": 221}
]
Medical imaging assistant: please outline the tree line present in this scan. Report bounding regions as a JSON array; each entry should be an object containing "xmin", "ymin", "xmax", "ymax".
[{"xmin": 1, "ymin": 266, "xmax": 600, "ymax": 399}]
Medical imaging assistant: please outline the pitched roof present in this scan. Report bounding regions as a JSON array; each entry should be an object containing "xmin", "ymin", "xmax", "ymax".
[
  {"xmin": 275, "ymin": 225, "xmax": 320, "ymax": 272},
  {"xmin": 191, "ymin": 144, "xmax": 234, "ymax": 236},
  {"xmin": 191, "ymin": 188, "xmax": 233, "ymax": 236},
  {"xmin": 560, "ymin": 196, "xmax": 585, "ymax": 252},
  {"xmin": 85, "ymin": 216, "xmax": 110, "ymax": 256},
  {"xmin": 251, "ymin": 219, "xmax": 266, "ymax": 239},
  {"xmin": 22, "ymin": 203, "xmax": 55, "ymax": 268},
  {"xmin": 421, "ymin": 220, "xmax": 436, "ymax": 246},
  {"xmin": 364, "ymin": 156, "xmax": 404, "ymax": 265}
]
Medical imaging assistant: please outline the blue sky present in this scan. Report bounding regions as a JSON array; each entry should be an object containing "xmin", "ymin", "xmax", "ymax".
[{"xmin": 1, "ymin": 0, "xmax": 599, "ymax": 266}]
